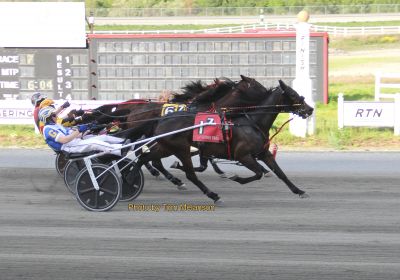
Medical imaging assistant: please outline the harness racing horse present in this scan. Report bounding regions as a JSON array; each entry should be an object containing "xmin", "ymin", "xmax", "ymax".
[
  {"xmin": 128, "ymin": 79, "xmax": 313, "ymax": 203},
  {"xmin": 78, "ymin": 76, "xmax": 271, "ymax": 189}
]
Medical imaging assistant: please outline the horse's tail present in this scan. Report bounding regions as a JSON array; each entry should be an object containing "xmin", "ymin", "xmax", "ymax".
[{"xmin": 113, "ymin": 119, "xmax": 158, "ymax": 142}]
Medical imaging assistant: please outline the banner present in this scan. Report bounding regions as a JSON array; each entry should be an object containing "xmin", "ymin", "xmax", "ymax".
[{"xmin": 0, "ymin": 100, "xmax": 123, "ymax": 125}]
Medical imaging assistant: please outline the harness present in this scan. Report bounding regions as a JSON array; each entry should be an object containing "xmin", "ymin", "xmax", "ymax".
[{"xmin": 221, "ymin": 110, "xmax": 233, "ymax": 160}]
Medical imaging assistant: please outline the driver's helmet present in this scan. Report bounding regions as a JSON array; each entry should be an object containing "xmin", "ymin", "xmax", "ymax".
[
  {"xmin": 39, "ymin": 106, "xmax": 56, "ymax": 124},
  {"xmin": 39, "ymin": 98, "xmax": 55, "ymax": 110},
  {"xmin": 31, "ymin": 92, "xmax": 47, "ymax": 107}
]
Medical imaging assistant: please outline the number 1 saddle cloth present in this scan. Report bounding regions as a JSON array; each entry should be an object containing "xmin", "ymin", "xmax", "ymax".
[{"xmin": 192, "ymin": 113, "xmax": 224, "ymax": 143}]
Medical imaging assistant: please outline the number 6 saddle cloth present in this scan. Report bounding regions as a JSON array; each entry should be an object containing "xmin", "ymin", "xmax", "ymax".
[{"xmin": 161, "ymin": 103, "xmax": 187, "ymax": 116}]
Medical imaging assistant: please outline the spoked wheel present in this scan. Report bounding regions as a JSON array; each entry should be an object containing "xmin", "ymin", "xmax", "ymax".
[
  {"xmin": 75, "ymin": 163, "xmax": 121, "ymax": 212},
  {"xmin": 118, "ymin": 159, "xmax": 145, "ymax": 202},
  {"xmin": 55, "ymin": 153, "xmax": 69, "ymax": 176},
  {"xmin": 64, "ymin": 159, "xmax": 99, "ymax": 194},
  {"xmin": 63, "ymin": 160, "xmax": 86, "ymax": 194}
]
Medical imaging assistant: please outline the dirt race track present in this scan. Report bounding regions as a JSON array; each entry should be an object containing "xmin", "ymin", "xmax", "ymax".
[{"xmin": 0, "ymin": 150, "xmax": 399, "ymax": 280}]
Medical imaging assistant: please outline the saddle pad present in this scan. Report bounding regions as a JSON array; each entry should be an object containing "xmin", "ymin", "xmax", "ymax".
[
  {"xmin": 161, "ymin": 103, "xmax": 187, "ymax": 116},
  {"xmin": 193, "ymin": 113, "xmax": 223, "ymax": 143}
]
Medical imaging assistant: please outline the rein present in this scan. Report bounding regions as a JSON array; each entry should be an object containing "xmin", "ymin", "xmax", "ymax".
[
  {"xmin": 91, "ymin": 106, "xmax": 163, "ymax": 119},
  {"xmin": 84, "ymin": 100, "xmax": 303, "ymax": 129},
  {"xmin": 263, "ymin": 118, "xmax": 293, "ymax": 150},
  {"xmin": 220, "ymin": 103, "xmax": 303, "ymax": 112}
]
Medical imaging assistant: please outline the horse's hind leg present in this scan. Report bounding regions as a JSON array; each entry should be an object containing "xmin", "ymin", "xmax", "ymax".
[
  {"xmin": 172, "ymin": 155, "xmax": 228, "ymax": 179},
  {"xmin": 209, "ymin": 158, "xmax": 229, "ymax": 178},
  {"xmin": 171, "ymin": 151, "xmax": 209, "ymax": 174},
  {"xmin": 151, "ymin": 159, "xmax": 187, "ymax": 190},
  {"xmin": 193, "ymin": 156, "xmax": 208, "ymax": 172},
  {"xmin": 258, "ymin": 162, "xmax": 271, "ymax": 177},
  {"xmin": 144, "ymin": 162, "xmax": 161, "ymax": 177},
  {"xmin": 174, "ymin": 153, "xmax": 221, "ymax": 203},
  {"xmin": 259, "ymin": 151, "xmax": 308, "ymax": 198},
  {"xmin": 211, "ymin": 158, "xmax": 268, "ymax": 178},
  {"xmin": 135, "ymin": 146, "xmax": 187, "ymax": 191},
  {"xmin": 172, "ymin": 155, "xmax": 208, "ymax": 172},
  {"xmin": 229, "ymin": 154, "xmax": 264, "ymax": 184}
]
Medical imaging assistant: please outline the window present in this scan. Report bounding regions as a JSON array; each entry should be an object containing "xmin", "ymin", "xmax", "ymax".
[{"xmin": 272, "ymin": 41, "xmax": 281, "ymax": 51}]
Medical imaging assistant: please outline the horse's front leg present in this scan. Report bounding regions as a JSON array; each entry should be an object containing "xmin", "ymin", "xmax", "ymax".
[
  {"xmin": 259, "ymin": 151, "xmax": 308, "ymax": 198},
  {"xmin": 228, "ymin": 154, "xmax": 264, "ymax": 184}
]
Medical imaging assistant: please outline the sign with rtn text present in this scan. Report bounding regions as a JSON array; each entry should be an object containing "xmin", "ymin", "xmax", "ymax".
[{"xmin": 338, "ymin": 93, "xmax": 400, "ymax": 135}]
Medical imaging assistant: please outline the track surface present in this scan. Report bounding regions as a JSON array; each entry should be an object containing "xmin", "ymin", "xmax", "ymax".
[{"xmin": 0, "ymin": 150, "xmax": 399, "ymax": 279}]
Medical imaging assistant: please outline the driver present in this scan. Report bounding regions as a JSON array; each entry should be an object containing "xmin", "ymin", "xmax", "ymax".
[
  {"xmin": 39, "ymin": 106, "xmax": 128, "ymax": 157},
  {"xmin": 31, "ymin": 93, "xmax": 71, "ymax": 133},
  {"xmin": 31, "ymin": 92, "xmax": 48, "ymax": 131}
]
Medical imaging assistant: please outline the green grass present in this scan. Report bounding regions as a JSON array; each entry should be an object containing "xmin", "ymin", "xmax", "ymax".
[
  {"xmin": 330, "ymin": 35, "xmax": 400, "ymax": 51},
  {"xmin": 330, "ymin": 55, "xmax": 400, "ymax": 72},
  {"xmin": 0, "ymin": 125, "xmax": 45, "ymax": 148}
]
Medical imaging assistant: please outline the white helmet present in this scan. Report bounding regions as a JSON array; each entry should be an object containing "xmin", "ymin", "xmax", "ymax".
[
  {"xmin": 31, "ymin": 92, "xmax": 47, "ymax": 106},
  {"xmin": 39, "ymin": 106, "xmax": 56, "ymax": 124}
]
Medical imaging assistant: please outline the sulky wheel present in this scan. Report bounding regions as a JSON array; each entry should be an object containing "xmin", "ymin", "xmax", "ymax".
[
  {"xmin": 118, "ymin": 159, "xmax": 145, "ymax": 202},
  {"xmin": 55, "ymin": 152, "xmax": 69, "ymax": 176},
  {"xmin": 74, "ymin": 163, "xmax": 121, "ymax": 212},
  {"xmin": 63, "ymin": 160, "xmax": 86, "ymax": 194}
]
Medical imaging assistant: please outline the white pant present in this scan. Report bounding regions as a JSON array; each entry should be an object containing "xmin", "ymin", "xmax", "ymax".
[
  {"xmin": 82, "ymin": 134, "xmax": 125, "ymax": 144},
  {"xmin": 61, "ymin": 135, "xmax": 124, "ymax": 156}
]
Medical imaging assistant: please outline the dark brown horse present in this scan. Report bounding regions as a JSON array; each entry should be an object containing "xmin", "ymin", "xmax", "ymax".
[
  {"xmin": 79, "ymin": 76, "xmax": 270, "ymax": 188},
  {"xmin": 129, "ymin": 79, "xmax": 314, "ymax": 203}
]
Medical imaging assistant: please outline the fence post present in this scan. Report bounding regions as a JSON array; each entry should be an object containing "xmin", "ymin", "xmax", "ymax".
[
  {"xmin": 338, "ymin": 93, "xmax": 344, "ymax": 129},
  {"xmin": 395, "ymin": 93, "xmax": 400, "ymax": 136},
  {"xmin": 375, "ymin": 71, "xmax": 381, "ymax": 101}
]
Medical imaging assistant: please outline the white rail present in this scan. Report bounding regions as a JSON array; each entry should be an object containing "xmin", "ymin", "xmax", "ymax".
[
  {"xmin": 93, "ymin": 22, "xmax": 400, "ymax": 37},
  {"xmin": 375, "ymin": 72, "xmax": 400, "ymax": 101}
]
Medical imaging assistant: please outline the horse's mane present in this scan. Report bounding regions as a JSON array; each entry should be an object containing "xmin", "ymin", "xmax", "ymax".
[
  {"xmin": 170, "ymin": 78, "xmax": 237, "ymax": 105},
  {"xmin": 238, "ymin": 79, "xmax": 272, "ymax": 103},
  {"xmin": 170, "ymin": 80, "xmax": 208, "ymax": 103},
  {"xmin": 124, "ymin": 99, "xmax": 148, "ymax": 102},
  {"xmin": 191, "ymin": 80, "xmax": 236, "ymax": 104}
]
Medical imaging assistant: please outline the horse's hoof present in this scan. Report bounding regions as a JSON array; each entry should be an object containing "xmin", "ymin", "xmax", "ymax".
[
  {"xmin": 170, "ymin": 161, "xmax": 179, "ymax": 169},
  {"xmin": 177, "ymin": 184, "xmax": 187, "ymax": 191},
  {"xmin": 219, "ymin": 173, "xmax": 228, "ymax": 178},
  {"xmin": 299, "ymin": 193, "xmax": 309, "ymax": 198},
  {"xmin": 207, "ymin": 192, "xmax": 220, "ymax": 202}
]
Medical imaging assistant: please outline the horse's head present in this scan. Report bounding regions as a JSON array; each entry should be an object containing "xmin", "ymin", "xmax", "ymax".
[
  {"xmin": 278, "ymin": 80, "xmax": 314, "ymax": 119},
  {"xmin": 238, "ymin": 75, "xmax": 269, "ymax": 102}
]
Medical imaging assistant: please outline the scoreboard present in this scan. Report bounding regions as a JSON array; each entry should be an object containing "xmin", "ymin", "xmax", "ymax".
[
  {"xmin": 0, "ymin": 31, "xmax": 328, "ymax": 103},
  {"xmin": 0, "ymin": 49, "xmax": 88, "ymax": 100}
]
